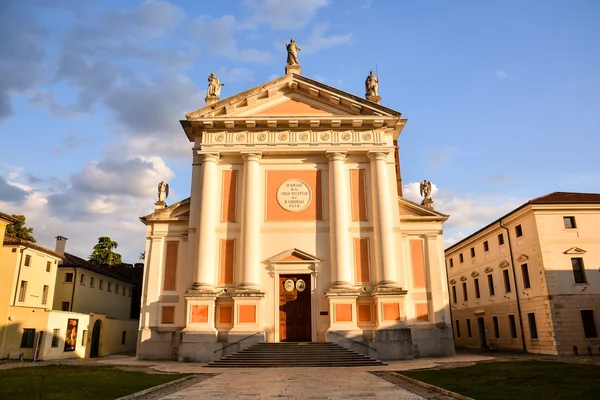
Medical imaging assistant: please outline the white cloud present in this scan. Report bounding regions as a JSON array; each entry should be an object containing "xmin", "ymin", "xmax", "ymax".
[
  {"xmin": 429, "ymin": 147, "xmax": 456, "ymax": 166},
  {"xmin": 494, "ymin": 70, "xmax": 507, "ymax": 79},
  {"xmin": 301, "ymin": 24, "xmax": 352, "ymax": 54},
  {"xmin": 242, "ymin": 0, "xmax": 330, "ymax": 30}
]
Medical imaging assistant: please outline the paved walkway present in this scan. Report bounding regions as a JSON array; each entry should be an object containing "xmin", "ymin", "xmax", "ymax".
[{"xmin": 95, "ymin": 354, "xmax": 493, "ymax": 399}]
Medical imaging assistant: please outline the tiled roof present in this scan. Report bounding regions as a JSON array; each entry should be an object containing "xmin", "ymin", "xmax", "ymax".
[
  {"xmin": 445, "ymin": 191, "xmax": 600, "ymax": 252},
  {"xmin": 0, "ymin": 212, "xmax": 17, "ymax": 223},
  {"xmin": 60, "ymin": 252, "xmax": 135, "ymax": 284},
  {"xmin": 3, "ymin": 234, "xmax": 65, "ymax": 259},
  {"xmin": 529, "ymin": 192, "xmax": 600, "ymax": 204}
]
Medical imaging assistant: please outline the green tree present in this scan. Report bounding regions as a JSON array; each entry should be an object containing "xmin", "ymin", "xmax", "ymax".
[
  {"xmin": 6, "ymin": 214, "xmax": 36, "ymax": 242},
  {"xmin": 89, "ymin": 236, "xmax": 122, "ymax": 266}
]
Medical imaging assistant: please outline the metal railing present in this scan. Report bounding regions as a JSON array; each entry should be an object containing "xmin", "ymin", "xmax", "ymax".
[
  {"xmin": 215, "ymin": 331, "xmax": 261, "ymax": 353},
  {"xmin": 329, "ymin": 331, "xmax": 378, "ymax": 351}
]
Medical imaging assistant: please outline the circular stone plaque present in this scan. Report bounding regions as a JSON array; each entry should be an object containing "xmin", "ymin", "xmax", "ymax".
[
  {"xmin": 276, "ymin": 179, "xmax": 312, "ymax": 212},
  {"xmin": 296, "ymin": 279, "xmax": 306, "ymax": 292},
  {"xmin": 284, "ymin": 279, "xmax": 295, "ymax": 292}
]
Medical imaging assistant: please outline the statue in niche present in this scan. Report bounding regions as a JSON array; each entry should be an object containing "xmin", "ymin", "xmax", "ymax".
[
  {"xmin": 420, "ymin": 180, "xmax": 432, "ymax": 201},
  {"xmin": 158, "ymin": 181, "xmax": 169, "ymax": 203},
  {"xmin": 285, "ymin": 39, "xmax": 301, "ymax": 65},
  {"xmin": 207, "ymin": 72, "xmax": 224, "ymax": 98},
  {"xmin": 365, "ymin": 70, "xmax": 379, "ymax": 97}
]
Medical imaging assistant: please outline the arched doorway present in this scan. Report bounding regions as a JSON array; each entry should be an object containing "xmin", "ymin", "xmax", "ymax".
[{"xmin": 90, "ymin": 320, "xmax": 101, "ymax": 358}]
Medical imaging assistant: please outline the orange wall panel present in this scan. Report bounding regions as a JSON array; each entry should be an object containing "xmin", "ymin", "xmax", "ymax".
[
  {"xmin": 219, "ymin": 240, "xmax": 235, "ymax": 285},
  {"xmin": 161, "ymin": 306, "xmax": 175, "ymax": 324},
  {"xmin": 239, "ymin": 305, "xmax": 256, "ymax": 323},
  {"xmin": 358, "ymin": 304, "xmax": 372, "ymax": 322},
  {"xmin": 255, "ymin": 99, "xmax": 331, "ymax": 115},
  {"xmin": 382, "ymin": 303, "xmax": 400, "ymax": 321},
  {"xmin": 411, "ymin": 240, "xmax": 427, "ymax": 288},
  {"xmin": 335, "ymin": 304, "xmax": 352, "ymax": 322},
  {"xmin": 191, "ymin": 305, "xmax": 209, "ymax": 323},
  {"xmin": 221, "ymin": 171, "xmax": 237, "ymax": 222},
  {"xmin": 354, "ymin": 238, "xmax": 371, "ymax": 283},
  {"xmin": 266, "ymin": 170, "xmax": 322, "ymax": 221},
  {"xmin": 219, "ymin": 306, "xmax": 233, "ymax": 324},
  {"xmin": 350, "ymin": 169, "xmax": 367, "ymax": 221},
  {"xmin": 415, "ymin": 304, "xmax": 429, "ymax": 322},
  {"xmin": 163, "ymin": 242, "xmax": 178, "ymax": 291}
]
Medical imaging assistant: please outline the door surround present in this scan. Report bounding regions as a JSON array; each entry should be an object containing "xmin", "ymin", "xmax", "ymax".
[{"xmin": 267, "ymin": 248, "xmax": 320, "ymax": 343}]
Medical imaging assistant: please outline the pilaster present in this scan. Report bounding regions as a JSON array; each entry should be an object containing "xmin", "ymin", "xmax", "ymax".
[{"xmin": 425, "ymin": 234, "xmax": 451, "ymax": 326}]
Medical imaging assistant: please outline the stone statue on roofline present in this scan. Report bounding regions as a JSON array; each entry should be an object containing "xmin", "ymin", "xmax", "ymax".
[
  {"xmin": 420, "ymin": 179, "xmax": 434, "ymax": 209},
  {"xmin": 285, "ymin": 39, "xmax": 301, "ymax": 65},
  {"xmin": 365, "ymin": 70, "xmax": 381, "ymax": 104},
  {"xmin": 207, "ymin": 72, "xmax": 224, "ymax": 98},
  {"xmin": 157, "ymin": 181, "xmax": 169, "ymax": 207}
]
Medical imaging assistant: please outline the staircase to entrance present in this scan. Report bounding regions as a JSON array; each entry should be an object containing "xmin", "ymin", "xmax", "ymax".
[{"xmin": 207, "ymin": 342, "xmax": 386, "ymax": 367}]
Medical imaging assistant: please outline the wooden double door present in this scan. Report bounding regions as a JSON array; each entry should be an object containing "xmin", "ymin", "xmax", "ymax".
[{"xmin": 279, "ymin": 274, "xmax": 312, "ymax": 342}]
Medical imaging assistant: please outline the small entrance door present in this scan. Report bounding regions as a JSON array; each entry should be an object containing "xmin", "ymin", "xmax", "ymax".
[
  {"xmin": 90, "ymin": 320, "xmax": 101, "ymax": 358},
  {"xmin": 477, "ymin": 317, "xmax": 487, "ymax": 349},
  {"xmin": 279, "ymin": 274, "xmax": 311, "ymax": 342}
]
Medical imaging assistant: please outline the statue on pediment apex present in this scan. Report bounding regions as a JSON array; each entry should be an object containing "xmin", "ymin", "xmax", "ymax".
[
  {"xmin": 365, "ymin": 70, "xmax": 379, "ymax": 97},
  {"xmin": 207, "ymin": 72, "xmax": 224, "ymax": 98},
  {"xmin": 286, "ymin": 39, "xmax": 301, "ymax": 66},
  {"xmin": 420, "ymin": 180, "xmax": 432, "ymax": 201},
  {"xmin": 158, "ymin": 181, "xmax": 169, "ymax": 203}
]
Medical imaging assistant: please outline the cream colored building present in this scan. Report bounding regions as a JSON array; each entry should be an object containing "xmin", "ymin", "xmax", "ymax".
[
  {"xmin": 0, "ymin": 218, "xmax": 138, "ymax": 360},
  {"xmin": 445, "ymin": 192, "xmax": 600, "ymax": 356},
  {"xmin": 138, "ymin": 67, "xmax": 455, "ymax": 362}
]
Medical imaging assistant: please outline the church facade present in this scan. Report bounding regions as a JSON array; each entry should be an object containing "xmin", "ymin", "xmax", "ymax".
[{"xmin": 138, "ymin": 65, "xmax": 454, "ymax": 361}]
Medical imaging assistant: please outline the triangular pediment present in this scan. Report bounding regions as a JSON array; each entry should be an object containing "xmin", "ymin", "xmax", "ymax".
[
  {"xmin": 267, "ymin": 248, "xmax": 321, "ymax": 264},
  {"xmin": 140, "ymin": 198, "xmax": 190, "ymax": 224},
  {"xmin": 564, "ymin": 247, "xmax": 586, "ymax": 255},
  {"xmin": 252, "ymin": 96, "xmax": 336, "ymax": 116},
  {"xmin": 398, "ymin": 197, "xmax": 449, "ymax": 220}
]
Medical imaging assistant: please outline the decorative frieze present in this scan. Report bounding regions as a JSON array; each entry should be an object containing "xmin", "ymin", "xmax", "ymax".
[{"xmin": 202, "ymin": 130, "xmax": 385, "ymax": 147}]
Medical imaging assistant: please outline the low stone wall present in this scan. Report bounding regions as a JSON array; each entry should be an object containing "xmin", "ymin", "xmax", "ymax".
[{"xmin": 327, "ymin": 329, "xmax": 413, "ymax": 360}]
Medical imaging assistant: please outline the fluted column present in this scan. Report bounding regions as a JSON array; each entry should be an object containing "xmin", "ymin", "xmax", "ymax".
[
  {"xmin": 239, "ymin": 152, "xmax": 262, "ymax": 291},
  {"xmin": 192, "ymin": 153, "xmax": 220, "ymax": 291},
  {"xmin": 327, "ymin": 151, "xmax": 353, "ymax": 289},
  {"xmin": 368, "ymin": 151, "xmax": 398, "ymax": 287}
]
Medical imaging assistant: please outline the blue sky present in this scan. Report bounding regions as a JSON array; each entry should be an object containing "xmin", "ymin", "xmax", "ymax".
[{"xmin": 1, "ymin": 0, "xmax": 599, "ymax": 262}]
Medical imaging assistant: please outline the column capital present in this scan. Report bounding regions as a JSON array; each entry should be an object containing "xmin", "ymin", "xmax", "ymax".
[
  {"xmin": 241, "ymin": 151, "xmax": 263, "ymax": 162},
  {"xmin": 325, "ymin": 151, "xmax": 347, "ymax": 162},
  {"xmin": 367, "ymin": 150, "xmax": 389, "ymax": 161},
  {"xmin": 194, "ymin": 152, "xmax": 220, "ymax": 164}
]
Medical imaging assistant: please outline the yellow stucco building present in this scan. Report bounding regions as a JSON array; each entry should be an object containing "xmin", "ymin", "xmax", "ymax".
[{"xmin": 445, "ymin": 192, "xmax": 600, "ymax": 355}]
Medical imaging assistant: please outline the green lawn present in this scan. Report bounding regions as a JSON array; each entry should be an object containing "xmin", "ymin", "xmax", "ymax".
[
  {"xmin": 0, "ymin": 365, "xmax": 189, "ymax": 400},
  {"xmin": 401, "ymin": 361, "xmax": 600, "ymax": 400}
]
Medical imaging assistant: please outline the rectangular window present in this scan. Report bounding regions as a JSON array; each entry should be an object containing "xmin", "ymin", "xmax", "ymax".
[
  {"xmin": 571, "ymin": 258, "xmax": 587, "ymax": 284},
  {"xmin": 128, "ymin": 287, "xmax": 132, "ymax": 297},
  {"xmin": 52, "ymin": 329, "xmax": 60, "ymax": 347},
  {"xmin": 46, "ymin": 261, "xmax": 51, "ymax": 272},
  {"xmin": 24, "ymin": 254, "xmax": 31, "ymax": 267},
  {"xmin": 563, "ymin": 216, "xmax": 576, "ymax": 229},
  {"xmin": 487, "ymin": 274, "xmax": 495, "ymax": 296},
  {"xmin": 483, "ymin": 241, "xmax": 489, "ymax": 252},
  {"xmin": 449, "ymin": 258, "xmax": 454, "ymax": 268},
  {"xmin": 509, "ymin": 315, "xmax": 518, "ymax": 339},
  {"xmin": 474, "ymin": 278, "xmax": 480, "ymax": 299},
  {"xmin": 80, "ymin": 274, "xmax": 85, "ymax": 285},
  {"xmin": 466, "ymin": 319, "xmax": 472, "ymax": 338},
  {"xmin": 470, "ymin": 247, "xmax": 475, "ymax": 258},
  {"xmin": 452, "ymin": 285, "xmax": 457, "ymax": 304},
  {"xmin": 116, "ymin": 285, "xmax": 120, "ymax": 294},
  {"xmin": 42, "ymin": 285, "xmax": 49, "ymax": 305},
  {"xmin": 90, "ymin": 277, "xmax": 95, "ymax": 288},
  {"xmin": 108, "ymin": 282, "xmax": 112, "ymax": 292},
  {"xmin": 515, "ymin": 224, "xmax": 523, "ymax": 237},
  {"xmin": 62, "ymin": 301, "xmax": 70, "ymax": 311},
  {"xmin": 455, "ymin": 320, "xmax": 461, "ymax": 338},
  {"xmin": 122, "ymin": 287, "xmax": 126, "ymax": 296},
  {"xmin": 581, "ymin": 310, "xmax": 598, "ymax": 338},
  {"xmin": 459, "ymin": 253, "xmax": 464, "ymax": 263},
  {"xmin": 65, "ymin": 272, "xmax": 73, "ymax": 283},
  {"xmin": 498, "ymin": 233, "xmax": 505, "ymax": 246},
  {"xmin": 20, "ymin": 329, "xmax": 35, "ymax": 348},
  {"xmin": 521, "ymin": 263, "xmax": 531, "ymax": 289},
  {"xmin": 81, "ymin": 330, "xmax": 87, "ymax": 347},
  {"xmin": 503, "ymin": 269, "xmax": 511, "ymax": 293},
  {"xmin": 99, "ymin": 280, "xmax": 104, "ymax": 290},
  {"xmin": 18, "ymin": 280, "xmax": 27, "ymax": 302},
  {"xmin": 121, "ymin": 331, "xmax": 127, "ymax": 345},
  {"xmin": 528, "ymin": 313, "xmax": 538, "ymax": 339},
  {"xmin": 462, "ymin": 282, "xmax": 468, "ymax": 301},
  {"xmin": 492, "ymin": 316, "xmax": 500, "ymax": 338}
]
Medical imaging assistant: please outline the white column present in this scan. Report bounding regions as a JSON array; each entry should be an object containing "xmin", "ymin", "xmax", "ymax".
[
  {"xmin": 426, "ymin": 234, "xmax": 451, "ymax": 325},
  {"xmin": 327, "ymin": 151, "xmax": 353, "ymax": 289},
  {"xmin": 368, "ymin": 151, "xmax": 398, "ymax": 287},
  {"xmin": 239, "ymin": 152, "xmax": 262, "ymax": 291},
  {"xmin": 186, "ymin": 152, "xmax": 202, "ymax": 291},
  {"xmin": 192, "ymin": 153, "xmax": 220, "ymax": 291}
]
